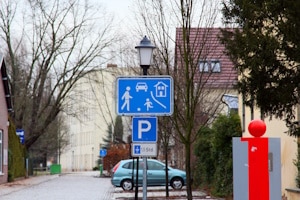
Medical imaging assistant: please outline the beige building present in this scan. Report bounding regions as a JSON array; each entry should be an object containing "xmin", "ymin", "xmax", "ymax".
[
  {"xmin": 59, "ymin": 65, "xmax": 134, "ymax": 171},
  {"xmin": 175, "ymin": 27, "xmax": 300, "ymax": 198}
]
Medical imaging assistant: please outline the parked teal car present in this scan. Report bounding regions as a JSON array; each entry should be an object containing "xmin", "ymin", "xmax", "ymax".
[{"xmin": 111, "ymin": 159, "xmax": 186, "ymax": 191}]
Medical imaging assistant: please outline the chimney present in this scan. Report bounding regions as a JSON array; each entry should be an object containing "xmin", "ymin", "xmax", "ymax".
[{"xmin": 107, "ymin": 63, "xmax": 117, "ymax": 68}]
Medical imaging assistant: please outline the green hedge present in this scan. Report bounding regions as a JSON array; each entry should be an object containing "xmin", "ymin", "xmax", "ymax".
[
  {"xmin": 8, "ymin": 117, "xmax": 26, "ymax": 181},
  {"xmin": 194, "ymin": 113, "xmax": 242, "ymax": 198}
]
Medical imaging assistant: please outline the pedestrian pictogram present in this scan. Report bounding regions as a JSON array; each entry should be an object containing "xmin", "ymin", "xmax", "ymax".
[
  {"xmin": 121, "ymin": 86, "xmax": 133, "ymax": 111},
  {"xmin": 134, "ymin": 145, "xmax": 141, "ymax": 154}
]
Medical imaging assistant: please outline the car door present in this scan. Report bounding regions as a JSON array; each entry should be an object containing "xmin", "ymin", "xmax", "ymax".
[
  {"xmin": 130, "ymin": 160, "xmax": 144, "ymax": 186},
  {"xmin": 147, "ymin": 160, "xmax": 166, "ymax": 186}
]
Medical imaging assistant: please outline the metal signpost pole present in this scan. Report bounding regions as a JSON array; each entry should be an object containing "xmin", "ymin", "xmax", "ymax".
[
  {"xmin": 118, "ymin": 36, "xmax": 173, "ymax": 200},
  {"xmin": 135, "ymin": 157, "xmax": 139, "ymax": 199},
  {"xmin": 143, "ymin": 156, "xmax": 147, "ymax": 200},
  {"xmin": 135, "ymin": 35, "xmax": 155, "ymax": 200},
  {"xmin": 141, "ymin": 55, "xmax": 149, "ymax": 200}
]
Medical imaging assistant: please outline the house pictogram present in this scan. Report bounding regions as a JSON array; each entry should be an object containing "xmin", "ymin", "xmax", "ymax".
[{"xmin": 154, "ymin": 81, "xmax": 168, "ymax": 97}]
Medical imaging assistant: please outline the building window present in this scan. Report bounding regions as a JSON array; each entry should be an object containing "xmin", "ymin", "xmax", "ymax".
[
  {"xmin": 199, "ymin": 60, "xmax": 221, "ymax": 73},
  {"xmin": 0, "ymin": 130, "xmax": 2, "ymax": 173},
  {"xmin": 199, "ymin": 61, "xmax": 209, "ymax": 72},
  {"xmin": 222, "ymin": 94, "xmax": 238, "ymax": 115},
  {"xmin": 211, "ymin": 60, "xmax": 221, "ymax": 72}
]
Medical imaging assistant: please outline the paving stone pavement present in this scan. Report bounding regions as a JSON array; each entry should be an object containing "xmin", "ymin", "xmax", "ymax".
[
  {"xmin": 0, "ymin": 172, "xmax": 223, "ymax": 200},
  {"xmin": 0, "ymin": 174, "xmax": 60, "ymax": 196},
  {"xmin": 112, "ymin": 186, "xmax": 224, "ymax": 200}
]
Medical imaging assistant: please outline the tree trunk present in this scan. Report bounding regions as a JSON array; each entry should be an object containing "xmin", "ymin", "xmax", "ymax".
[
  {"xmin": 185, "ymin": 142, "xmax": 192, "ymax": 199},
  {"xmin": 164, "ymin": 144, "xmax": 169, "ymax": 197}
]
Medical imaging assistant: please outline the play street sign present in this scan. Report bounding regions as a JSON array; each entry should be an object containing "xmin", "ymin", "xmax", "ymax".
[
  {"xmin": 131, "ymin": 143, "xmax": 157, "ymax": 157},
  {"xmin": 132, "ymin": 117, "xmax": 157, "ymax": 143},
  {"xmin": 116, "ymin": 76, "xmax": 173, "ymax": 116}
]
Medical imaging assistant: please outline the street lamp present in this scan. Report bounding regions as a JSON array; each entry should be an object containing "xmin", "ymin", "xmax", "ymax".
[
  {"xmin": 135, "ymin": 35, "xmax": 156, "ymax": 75},
  {"xmin": 134, "ymin": 36, "xmax": 155, "ymax": 200}
]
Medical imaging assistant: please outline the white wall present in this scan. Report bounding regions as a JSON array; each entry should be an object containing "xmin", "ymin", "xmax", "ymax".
[{"xmin": 60, "ymin": 67, "xmax": 135, "ymax": 171}]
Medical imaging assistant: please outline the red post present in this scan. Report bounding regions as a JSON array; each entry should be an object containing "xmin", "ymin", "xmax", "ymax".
[{"xmin": 241, "ymin": 119, "xmax": 270, "ymax": 200}]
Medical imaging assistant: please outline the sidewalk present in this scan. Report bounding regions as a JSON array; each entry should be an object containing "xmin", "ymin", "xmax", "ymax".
[
  {"xmin": 112, "ymin": 186, "xmax": 224, "ymax": 200},
  {"xmin": 0, "ymin": 174, "xmax": 59, "ymax": 196},
  {"xmin": 0, "ymin": 173, "xmax": 224, "ymax": 199}
]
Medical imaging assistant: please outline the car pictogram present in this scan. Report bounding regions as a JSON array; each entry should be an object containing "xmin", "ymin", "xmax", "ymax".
[{"xmin": 136, "ymin": 82, "xmax": 148, "ymax": 92}]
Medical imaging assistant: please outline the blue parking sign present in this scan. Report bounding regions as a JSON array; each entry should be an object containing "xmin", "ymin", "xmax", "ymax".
[
  {"xmin": 116, "ymin": 76, "xmax": 173, "ymax": 116},
  {"xmin": 132, "ymin": 117, "xmax": 157, "ymax": 143}
]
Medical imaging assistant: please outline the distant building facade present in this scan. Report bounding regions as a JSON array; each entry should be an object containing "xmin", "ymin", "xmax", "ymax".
[
  {"xmin": 169, "ymin": 28, "xmax": 238, "ymax": 168},
  {"xmin": 59, "ymin": 65, "xmax": 134, "ymax": 171}
]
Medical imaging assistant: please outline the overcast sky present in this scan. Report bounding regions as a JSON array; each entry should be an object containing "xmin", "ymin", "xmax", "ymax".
[
  {"xmin": 98, "ymin": 0, "xmax": 134, "ymax": 26},
  {"xmin": 97, "ymin": 0, "xmax": 223, "ymax": 31},
  {"xmin": 95, "ymin": 0, "xmax": 224, "ymax": 66}
]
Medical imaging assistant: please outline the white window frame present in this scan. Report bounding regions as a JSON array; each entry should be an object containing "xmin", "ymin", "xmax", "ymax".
[
  {"xmin": 211, "ymin": 60, "xmax": 221, "ymax": 72},
  {"xmin": 199, "ymin": 61, "xmax": 209, "ymax": 72},
  {"xmin": 199, "ymin": 59, "xmax": 221, "ymax": 73}
]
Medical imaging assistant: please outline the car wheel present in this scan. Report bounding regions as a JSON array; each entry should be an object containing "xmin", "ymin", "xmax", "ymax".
[
  {"xmin": 121, "ymin": 179, "xmax": 133, "ymax": 191},
  {"xmin": 170, "ymin": 177, "xmax": 183, "ymax": 190}
]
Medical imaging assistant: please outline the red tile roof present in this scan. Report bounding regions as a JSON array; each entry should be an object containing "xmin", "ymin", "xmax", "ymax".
[{"xmin": 175, "ymin": 28, "xmax": 237, "ymax": 88}]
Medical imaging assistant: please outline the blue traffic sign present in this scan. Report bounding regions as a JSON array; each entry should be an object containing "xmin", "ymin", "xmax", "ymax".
[
  {"xmin": 116, "ymin": 76, "xmax": 173, "ymax": 115},
  {"xmin": 99, "ymin": 149, "xmax": 107, "ymax": 157},
  {"xmin": 16, "ymin": 129, "xmax": 25, "ymax": 144},
  {"xmin": 134, "ymin": 145, "xmax": 141, "ymax": 154},
  {"xmin": 132, "ymin": 117, "xmax": 157, "ymax": 142}
]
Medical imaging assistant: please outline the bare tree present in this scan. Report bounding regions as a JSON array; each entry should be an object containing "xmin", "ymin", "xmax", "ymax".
[
  {"xmin": 0, "ymin": 0, "xmax": 115, "ymax": 150},
  {"xmin": 30, "ymin": 114, "xmax": 69, "ymax": 167},
  {"xmin": 132, "ymin": 1, "xmax": 235, "ymax": 199},
  {"xmin": 81, "ymin": 67, "xmax": 136, "ymax": 143},
  {"xmin": 56, "ymin": 115, "xmax": 70, "ymax": 165}
]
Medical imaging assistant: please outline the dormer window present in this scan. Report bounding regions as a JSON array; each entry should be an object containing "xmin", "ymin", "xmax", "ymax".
[
  {"xmin": 199, "ymin": 61, "xmax": 209, "ymax": 72},
  {"xmin": 211, "ymin": 60, "xmax": 221, "ymax": 72},
  {"xmin": 199, "ymin": 59, "xmax": 221, "ymax": 73}
]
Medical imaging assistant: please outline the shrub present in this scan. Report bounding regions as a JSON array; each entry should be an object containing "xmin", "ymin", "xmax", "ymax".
[
  {"xmin": 103, "ymin": 143, "xmax": 130, "ymax": 171},
  {"xmin": 194, "ymin": 113, "xmax": 242, "ymax": 198},
  {"xmin": 211, "ymin": 113, "xmax": 242, "ymax": 197},
  {"xmin": 194, "ymin": 126, "xmax": 215, "ymax": 189},
  {"xmin": 8, "ymin": 117, "xmax": 26, "ymax": 181}
]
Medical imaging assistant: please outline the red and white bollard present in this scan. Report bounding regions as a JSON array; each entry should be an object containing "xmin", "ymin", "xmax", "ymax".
[{"xmin": 233, "ymin": 119, "xmax": 281, "ymax": 200}]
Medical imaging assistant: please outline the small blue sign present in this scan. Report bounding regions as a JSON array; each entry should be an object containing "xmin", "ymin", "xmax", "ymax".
[
  {"xmin": 134, "ymin": 145, "xmax": 141, "ymax": 155},
  {"xmin": 16, "ymin": 129, "xmax": 25, "ymax": 145},
  {"xmin": 132, "ymin": 117, "xmax": 157, "ymax": 143},
  {"xmin": 117, "ymin": 76, "xmax": 173, "ymax": 116},
  {"xmin": 99, "ymin": 149, "xmax": 107, "ymax": 157}
]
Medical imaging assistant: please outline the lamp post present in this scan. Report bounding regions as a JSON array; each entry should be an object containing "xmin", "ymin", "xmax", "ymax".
[
  {"xmin": 135, "ymin": 36, "xmax": 156, "ymax": 75},
  {"xmin": 135, "ymin": 36, "xmax": 156, "ymax": 200}
]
